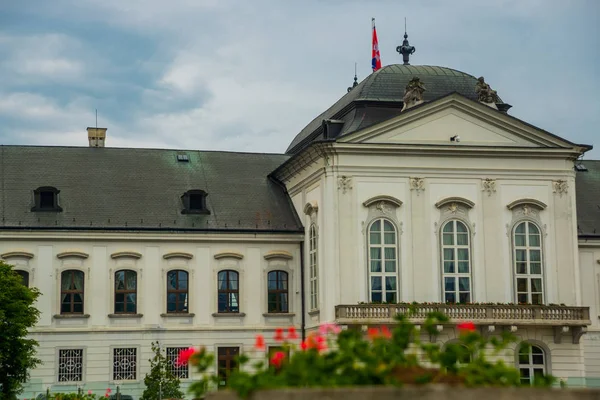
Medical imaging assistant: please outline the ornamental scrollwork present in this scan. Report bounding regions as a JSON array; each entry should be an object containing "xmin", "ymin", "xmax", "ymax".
[
  {"xmin": 337, "ymin": 176, "xmax": 353, "ymax": 194},
  {"xmin": 481, "ymin": 178, "xmax": 496, "ymax": 196},
  {"xmin": 552, "ymin": 180, "xmax": 568, "ymax": 197},
  {"xmin": 409, "ymin": 177, "xmax": 425, "ymax": 195}
]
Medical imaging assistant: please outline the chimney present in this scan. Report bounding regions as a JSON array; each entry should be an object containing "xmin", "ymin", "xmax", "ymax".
[{"xmin": 87, "ymin": 127, "xmax": 107, "ymax": 148}]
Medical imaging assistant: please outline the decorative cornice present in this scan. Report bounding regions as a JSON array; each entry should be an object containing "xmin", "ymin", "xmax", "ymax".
[
  {"xmin": 362, "ymin": 195, "xmax": 403, "ymax": 208},
  {"xmin": 303, "ymin": 201, "xmax": 319, "ymax": 216},
  {"xmin": 506, "ymin": 198, "xmax": 547, "ymax": 211},
  {"xmin": 264, "ymin": 250, "xmax": 293, "ymax": 260},
  {"xmin": 110, "ymin": 251, "xmax": 142, "ymax": 260},
  {"xmin": 435, "ymin": 197, "xmax": 475, "ymax": 210},
  {"xmin": 163, "ymin": 252, "xmax": 194, "ymax": 260},
  {"xmin": 56, "ymin": 251, "xmax": 89, "ymax": 259},
  {"xmin": 1, "ymin": 251, "xmax": 34, "ymax": 259},
  {"xmin": 214, "ymin": 251, "xmax": 244, "ymax": 260}
]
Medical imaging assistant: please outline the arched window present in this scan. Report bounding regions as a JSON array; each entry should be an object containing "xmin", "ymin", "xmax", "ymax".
[
  {"xmin": 15, "ymin": 270, "xmax": 30, "ymax": 287},
  {"xmin": 309, "ymin": 224, "xmax": 318, "ymax": 310},
  {"xmin": 518, "ymin": 343, "xmax": 547, "ymax": 385},
  {"xmin": 268, "ymin": 270, "xmax": 288, "ymax": 313},
  {"xmin": 167, "ymin": 270, "xmax": 189, "ymax": 313},
  {"xmin": 368, "ymin": 218, "xmax": 398, "ymax": 303},
  {"xmin": 513, "ymin": 221, "xmax": 543, "ymax": 304},
  {"xmin": 441, "ymin": 220, "xmax": 471, "ymax": 303},
  {"xmin": 61, "ymin": 270, "xmax": 84, "ymax": 314},
  {"xmin": 114, "ymin": 270, "xmax": 137, "ymax": 314},
  {"xmin": 218, "ymin": 270, "xmax": 239, "ymax": 313}
]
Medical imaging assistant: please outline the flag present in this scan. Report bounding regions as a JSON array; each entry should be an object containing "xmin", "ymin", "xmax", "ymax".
[{"xmin": 371, "ymin": 18, "xmax": 382, "ymax": 72}]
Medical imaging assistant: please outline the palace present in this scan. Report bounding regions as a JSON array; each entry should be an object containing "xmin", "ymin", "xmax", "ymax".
[{"xmin": 4, "ymin": 34, "xmax": 600, "ymax": 397}]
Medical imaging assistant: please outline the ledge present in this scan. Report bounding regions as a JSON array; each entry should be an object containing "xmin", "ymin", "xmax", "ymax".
[
  {"xmin": 110, "ymin": 251, "xmax": 142, "ymax": 259},
  {"xmin": 163, "ymin": 252, "xmax": 194, "ymax": 260},
  {"xmin": 264, "ymin": 250, "xmax": 293, "ymax": 260},
  {"xmin": 212, "ymin": 312, "xmax": 246, "ymax": 318},
  {"xmin": 362, "ymin": 195, "xmax": 403, "ymax": 208},
  {"xmin": 435, "ymin": 196, "xmax": 475, "ymax": 209},
  {"xmin": 53, "ymin": 314, "xmax": 90, "ymax": 319},
  {"xmin": 108, "ymin": 313, "xmax": 143, "ymax": 319},
  {"xmin": 57, "ymin": 251, "xmax": 89, "ymax": 259},
  {"xmin": 1, "ymin": 251, "xmax": 34, "ymax": 259},
  {"xmin": 506, "ymin": 198, "xmax": 547, "ymax": 211},
  {"xmin": 308, "ymin": 309, "xmax": 321, "ymax": 316},
  {"xmin": 214, "ymin": 251, "xmax": 244, "ymax": 260},
  {"xmin": 263, "ymin": 313, "xmax": 295, "ymax": 317},
  {"xmin": 161, "ymin": 313, "xmax": 195, "ymax": 318}
]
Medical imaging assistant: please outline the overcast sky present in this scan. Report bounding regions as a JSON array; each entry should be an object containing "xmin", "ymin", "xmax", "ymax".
[{"xmin": 0, "ymin": 1, "xmax": 599, "ymax": 157}]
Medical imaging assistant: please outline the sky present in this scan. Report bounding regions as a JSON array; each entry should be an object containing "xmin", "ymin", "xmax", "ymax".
[{"xmin": 0, "ymin": 0, "xmax": 599, "ymax": 157}]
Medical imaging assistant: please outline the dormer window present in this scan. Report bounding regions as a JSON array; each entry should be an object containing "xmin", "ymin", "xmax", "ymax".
[
  {"xmin": 181, "ymin": 190, "xmax": 210, "ymax": 214},
  {"xmin": 31, "ymin": 186, "xmax": 62, "ymax": 212}
]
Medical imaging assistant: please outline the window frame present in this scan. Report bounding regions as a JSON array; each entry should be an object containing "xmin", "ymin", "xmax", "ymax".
[
  {"xmin": 111, "ymin": 347, "xmax": 138, "ymax": 382},
  {"xmin": 57, "ymin": 348, "xmax": 84, "ymax": 383},
  {"xmin": 181, "ymin": 189, "xmax": 210, "ymax": 214},
  {"xmin": 217, "ymin": 270, "xmax": 240, "ymax": 313},
  {"xmin": 309, "ymin": 224, "xmax": 318, "ymax": 311},
  {"xmin": 512, "ymin": 220, "xmax": 544, "ymax": 305},
  {"xmin": 15, "ymin": 269, "xmax": 30, "ymax": 287},
  {"xmin": 517, "ymin": 343, "xmax": 548, "ymax": 385},
  {"xmin": 440, "ymin": 219, "xmax": 472, "ymax": 304},
  {"xmin": 114, "ymin": 269, "xmax": 138, "ymax": 314},
  {"xmin": 367, "ymin": 217, "xmax": 399, "ymax": 303},
  {"xmin": 267, "ymin": 270, "xmax": 289, "ymax": 313},
  {"xmin": 166, "ymin": 346, "xmax": 190, "ymax": 379},
  {"xmin": 60, "ymin": 269, "xmax": 85, "ymax": 315},
  {"xmin": 31, "ymin": 186, "xmax": 63, "ymax": 212},
  {"xmin": 217, "ymin": 346, "xmax": 239, "ymax": 388},
  {"xmin": 166, "ymin": 269, "xmax": 190, "ymax": 314}
]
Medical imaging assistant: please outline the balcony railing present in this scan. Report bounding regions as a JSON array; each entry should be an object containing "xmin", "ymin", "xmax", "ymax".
[{"xmin": 335, "ymin": 304, "xmax": 591, "ymax": 326}]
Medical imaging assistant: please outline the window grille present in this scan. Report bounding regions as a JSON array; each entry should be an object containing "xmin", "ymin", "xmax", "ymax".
[
  {"xmin": 58, "ymin": 349, "xmax": 83, "ymax": 382},
  {"xmin": 113, "ymin": 348, "xmax": 137, "ymax": 380},
  {"xmin": 166, "ymin": 347, "xmax": 189, "ymax": 379}
]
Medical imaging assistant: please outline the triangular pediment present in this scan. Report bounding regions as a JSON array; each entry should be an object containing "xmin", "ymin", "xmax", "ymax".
[{"xmin": 338, "ymin": 94, "xmax": 581, "ymax": 150}]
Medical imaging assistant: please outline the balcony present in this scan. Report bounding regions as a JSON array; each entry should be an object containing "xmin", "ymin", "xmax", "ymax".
[{"xmin": 335, "ymin": 304, "xmax": 591, "ymax": 344}]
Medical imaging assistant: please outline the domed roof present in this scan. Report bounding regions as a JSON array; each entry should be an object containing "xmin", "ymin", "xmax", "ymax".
[{"xmin": 286, "ymin": 64, "xmax": 501, "ymax": 154}]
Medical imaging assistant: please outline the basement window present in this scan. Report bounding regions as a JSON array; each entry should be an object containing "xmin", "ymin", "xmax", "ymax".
[
  {"xmin": 31, "ymin": 186, "xmax": 63, "ymax": 212},
  {"xmin": 177, "ymin": 154, "xmax": 189, "ymax": 162},
  {"xmin": 181, "ymin": 190, "xmax": 210, "ymax": 214}
]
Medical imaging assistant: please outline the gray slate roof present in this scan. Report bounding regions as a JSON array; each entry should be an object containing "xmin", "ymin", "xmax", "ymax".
[
  {"xmin": 287, "ymin": 64, "xmax": 496, "ymax": 154},
  {"xmin": 0, "ymin": 146, "xmax": 302, "ymax": 233},
  {"xmin": 576, "ymin": 160, "xmax": 600, "ymax": 237}
]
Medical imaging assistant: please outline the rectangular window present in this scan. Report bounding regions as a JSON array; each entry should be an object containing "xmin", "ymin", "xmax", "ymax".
[
  {"xmin": 113, "ymin": 348, "xmax": 137, "ymax": 380},
  {"xmin": 58, "ymin": 349, "xmax": 83, "ymax": 382},
  {"xmin": 166, "ymin": 347, "xmax": 189, "ymax": 379},
  {"xmin": 217, "ymin": 347, "xmax": 239, "ymax": 387}
]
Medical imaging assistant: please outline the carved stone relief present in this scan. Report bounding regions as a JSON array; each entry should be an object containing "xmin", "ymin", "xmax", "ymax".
[
  {"xmin": 409, "ymin": 177, "xmax": 425, "ymax": 195},
  {"xmin": 434, "ymin": 201, "xmax": 474, "ymax": 235},
  {"xmin": 337, "ymin": 176, "xmax": 353, "ymax": 194},
  {"xmin": 552, "ymin": 180, "xmax": 568, "ymax": 197},
  {"xmin": 481, "ymin": 178, "xmax": 497, "ymax": 196},
  {"xmin": 506, "ymin": 203, "xmax": 547, "ymax": 237},
  {"xmin": 362, "ymin": 198, "xmax": 402, "ymax": 234}
]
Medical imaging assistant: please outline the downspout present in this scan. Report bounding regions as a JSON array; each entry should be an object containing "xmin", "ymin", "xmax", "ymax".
[{"xmin": 300, "ymin": 239, "xmax": 306, "ymax": 341}]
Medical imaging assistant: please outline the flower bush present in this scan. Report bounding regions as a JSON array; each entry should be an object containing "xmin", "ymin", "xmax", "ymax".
[{"xmin": 181, "ymin": 311, "xmax": 555, "ymax": 398}]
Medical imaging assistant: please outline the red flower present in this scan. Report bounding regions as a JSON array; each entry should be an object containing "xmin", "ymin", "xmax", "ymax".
[
  {"xmin": 287, "ymin": 326, "xmax": 299, "ymax": 340},
  {"xmin": 105, "ymin": 389, "xmax": 112, "ymax": 394},
  {"xmin": 176, "ymin": 347, "xmax": 197, "ymax": 366},
  {"xmin": 380, "ymin": 325, "xmax": 392, "ymax": 339},
  {"xmin": 315, "ymin": 335, "xmax": 327, "ymax": 351},
  {"xmin": 254, "ymin": 334, "xmax": 266, "ymax": 350},
  {"xmin": 274, "ymin": 328, "xmax": 285, "ymax": 341},
  {"xmin": 300, "ymin": 340, "xmax": 308, "ymax": 351},
  {"xmin": 270, "ymin": 351, "xmax": 286, "ymax": 368},
  {"xmin": 367, "ymin": 327, "xmax": 380, "ymax": 339},
  {"xmin": 457, "ymin": 322, "xmax": 476, "ymax": 333}
]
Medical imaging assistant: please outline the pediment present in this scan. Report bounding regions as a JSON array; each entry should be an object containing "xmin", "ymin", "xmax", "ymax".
[{"xmin": 339, "ymin": 94, "xmax": 580, "ymax": 150}]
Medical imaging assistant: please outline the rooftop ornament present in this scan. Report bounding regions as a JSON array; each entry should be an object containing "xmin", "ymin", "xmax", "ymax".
[
  {"xmin": 475, "ymin": 76, "xmax": 500, "ymax": 106},
  {"xmin": 396, "ymin": 19, "xmax": 416, "ymax": 65},
  {"xmin": 402, "ymin": 77, "xmax": 426, "ymax": 111}
]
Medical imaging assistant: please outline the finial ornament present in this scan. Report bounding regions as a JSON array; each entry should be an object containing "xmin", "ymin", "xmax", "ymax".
[
  {"xmin": 396, "ymin": 19, "xmax": 416, "ymax": 65},
  {"xmin": 475, "ymin": 76, "xmax": 500, "ymax": 105},
  {"xmin": 402, "ymin": 77, "xmax": 425, "ymax": 111},
  {"xmin": 347, "ymin": 62, "xmax": 359, "ymax": 92}
]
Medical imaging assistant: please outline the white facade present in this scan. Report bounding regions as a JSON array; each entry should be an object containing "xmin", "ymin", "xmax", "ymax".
[{"xmin": 3, "ymin": 93, "xmax": 597, "ymax": 396}]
